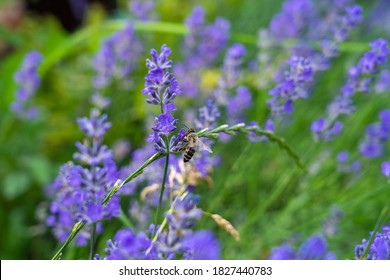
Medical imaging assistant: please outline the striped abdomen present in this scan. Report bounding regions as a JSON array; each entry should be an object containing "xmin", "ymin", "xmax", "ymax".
[{"xmin": 184, "ymin": 146, "xmax": 196, "ymax": 163}]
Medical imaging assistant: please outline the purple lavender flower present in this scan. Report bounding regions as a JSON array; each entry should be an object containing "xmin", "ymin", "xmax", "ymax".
[
  {"xmin": 143, "ymin": 44, "xmax": 181, "ymax": 106},
  {"xmin": 129, "ymin": 0, "xmax": 157, "ymax": 21},
  {"xmin": 47, "ymin": 109, "xmax": 120, "ymax": 246},
  {"xmin": 359, "ymin": 110, "xmax": 390, "ymax": 158},
  {"xmin": 269, "ymin": 234, "xmax": 336, "ymax": 260},
  {"xmin": 336, "ymin": 151, "xmax": 361, "ymax": 173},
  {"xmin": 194, "ymin": 99, "xmax": 220, "ymax": 130},
  {"xmin": 92, "ymin": 21, "xmax": 142, "ymax": 107},
  {"xmin": 155, "ymin": 192, "xmax": 205, "ymax": 259},
  {"xmin": 333, "ymin": 5, "xmax": 363, "ymax": 43},
  {"xmin": 100, "ymin": 228, "xmax": 156, "ymax": 260},
  {"xmin": 182, "ymin": 231, "xmax": 220, "ymax": 260},
  {"xmin": 213, "ymin": 43, "xmax": 247, "ymax": 106},
  {"xmin": 227, "ymin": 86, "xmax": 252, "ymax": 123},
  {"xmin": 312, "ymin": 39, "xmax": 390, "ymax": 141},
  {"xmin": 269, "ymin": 243, "xmax": 295, "ymax": 260},
  {"xmin": 260, "ymin": 0, "xmax": 363, "ymax": 88},
  {"xmin": 355, "ymin": 222, "xmax": 390, "ymax": 260},
  {"xmin": 142, "ymin": 45, "xmax": 185, "ymax": 153},
  {"xmin": 268, "ymin": 56, "xmax": 313, "ymax": 116},
  {"xmin": 375, "ymin": 70, "xmax": 390, "ymax": 93},
  {"xmin": 175, "ymin": 6, "xmax": 230, "ymax": 97},
  {"xmin": 381, "ymin": 161, "xmax": 390, "ymax": 179},
  {"xmin": 270, "ymin": 0, "xmax": 315, "ymax": 39},
  {"xmin": 11, "ymin": 51, "xmax": 43, "ymax": 119}
]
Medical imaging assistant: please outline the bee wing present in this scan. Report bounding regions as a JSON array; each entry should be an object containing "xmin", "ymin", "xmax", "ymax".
[{"xmin": 197, "ymin": 138, "xmax": 213, "ymax": 153}]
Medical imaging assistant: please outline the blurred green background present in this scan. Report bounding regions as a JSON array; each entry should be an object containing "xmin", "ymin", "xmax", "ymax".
[{"xmin": 1, "ymin": 0, "xmax": 389, "ymax": 260}]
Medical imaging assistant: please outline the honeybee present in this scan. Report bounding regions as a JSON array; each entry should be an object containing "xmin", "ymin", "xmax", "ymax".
[{"xmin": 182, "ymin": 128, "xmax": 212, "ymax": 163}]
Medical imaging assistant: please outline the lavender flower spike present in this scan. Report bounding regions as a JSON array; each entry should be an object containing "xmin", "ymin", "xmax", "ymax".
[
  {"xmin": 11, "ymin": 51, "xmax": 43, "ymax": 119},
  {"xmin": 269, "ymin": 234, "xmax": 336, "ymax": 260},
  {"xmin": 143, "ymin": 44, "xmax": 181, "ymax": 106},
  {"xmin": 355, "ymin": 222, "xmax": 390, "ymax": 260},
  {"xmin": 143, "ymin": 45, "xmax": 185, "ymax": 153},
  {"xmin": 268, "ymin": 56, "xmax": 313, "ymax": 115},
  {"xmin": 47, "ymin": 109, "xmax": 120, "ymax": 246},
  {"xmin": 312, "ymin": 39, "xmax": 390, "ymax": 141}
]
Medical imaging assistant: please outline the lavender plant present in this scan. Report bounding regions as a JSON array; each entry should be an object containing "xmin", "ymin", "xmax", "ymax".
[
  {"xmin": 47, "ymin": 109, "xmax": 120, "ymax": 248},
  {"xmin": 10, "ymin": 51, "xmax": 43, "ymax": 119},
  {"xmin": 312, "ymin": 39, "xmax": 390, "ymax": 141},
  {"xmin": 355, "ymin": 222, "xmax": 390, "ymax": 260},
  {"xmin": 175, "ymin": 6, "xmax": 230, "ymax": 97},
  {"xmin": 269, "ymin": 234, "xmax": 336, "ymax": 260},
  {"xmin": 92, "ymin": 21, "xmax": 142, "ymax": 109}
]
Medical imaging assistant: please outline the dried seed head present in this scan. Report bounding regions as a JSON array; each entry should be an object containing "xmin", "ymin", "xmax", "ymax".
[
  {"xmin": 211, "ymin": 214, "xmax": 240, "ymax": 242},
  {"xmin": 141, "ymin": 183, "xmax": 160, "ymax": 201}
]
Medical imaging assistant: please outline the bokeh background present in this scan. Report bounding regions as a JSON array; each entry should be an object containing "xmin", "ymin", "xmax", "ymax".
[{"xmin": 1, "ymin": 0, "xmax": 390, "ymax": 259}]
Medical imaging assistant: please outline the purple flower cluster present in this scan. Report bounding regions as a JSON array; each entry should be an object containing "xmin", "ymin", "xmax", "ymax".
[
  {"xmin": 98, "ymin": 190, "xmax": 220, "ymax": 260},
  {"xmin": 312, "ymin": 39, "xmax": 390, "ymax": 141},
  {"xmin": 336, "ymin": 151, "xmax": 361, "ymax": 174},
  {"xmin": 375, "ymin": 70, "xmax": 390, "ymax": 93},
  {"xmin": 194, "ymin": 99, "xmax": 221, "ymax": 130},
  {"xmin": 213, "ymin": 43, "xmax": 249, "ymax": 119},
  {"xmin": 270, "ymin": 0, "xmax": 315, "ymax": 39},
  {"xmin": 98, "ymin": 228, "xmax": 156, "ymax": 260},
  {"xmin": 359, "ymin": 110, "xmax": 390, "ymax": 158},
  {"xmin": 155, "ymin": 192, "xmax": 204, "ymax": 259},
  {"xmin": 46, "ymin": 109, "xmax": 120, "ymax": 245},
  {"xmin": 269, "ymin": 234, "xmax": 336, "ymax": 260},
  {"xmin": 10, "ymin": 51, "xmax": 43, "ymax": 119},
  {"xmin": 267, "ymin": 0, "xmax": 362, "ymax": 66},
  {"xmin": 142, "ymin": 44, "xmax": 185, "ymax": 153},
  {"xmin": 268, "ymin": 56, "xmax": 313, "ymax": 115},
  {"xmin": 216, "ymin": 43, "xmax": 247, "ymax": 98},
  {"xmin": 175, "ymin": 6, "xmax": 230, "ymax": 97},
  {"xmin": 355, "ymin": 222, "xmax": 390, "ymax": 260},
  {"xmin": 129, "ymin": 0, "xmax": 157, "ymax": 21},
  {"xmin": 92, "ymin": 22, "xmax": 142, "ymax": 108}
]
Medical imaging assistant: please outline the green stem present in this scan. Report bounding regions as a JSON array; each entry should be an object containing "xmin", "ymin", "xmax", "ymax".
[
  {"xmin": 52, "ymin": 221, "xmax": 85, "ymax": 260},
  {"xmin": 102, "ymin": 152, "xmax": 164, "ymax": 205},
  {"xmin": 151, "ymin": 189, "xmax": 188, "ymax": 243},
  {"xmin": 361, "ymin": 203, "xmax": 390, "ymax": 259},
  {"xmin": 117, "ymin": 209, "xmax": 134, "ymax": 229},
  {"xmin": 154, "ymin": 144, "xmax": 170, "ymax": 233},
  {"xmin": 89, "ymin": 223, "xmax": 96, "ymax": 260}
]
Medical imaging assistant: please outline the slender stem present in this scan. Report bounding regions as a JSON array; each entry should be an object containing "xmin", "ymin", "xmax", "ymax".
[
  {"xmin": 151, "ymin": 189, "xmax": 188, "ymax": 243},
  {"xmin": 52, "ymin": 221, "xmax": 85, "ymax": 260},
  {"xmin": 102, "ymin": 152, "xmax": 164, "ymax": 205},
  {"xmin": 361, "ymin": 203, "xmax": 390, "ymax": 259},
  {"xmin": 89, "ymin": 223, "xmax": 96, "ymax": 260},
  {"xmin": 117, "ymin": 209, "xmax": 135, "ymax": 229},
  {"xmin": 154, "ymin": 143, "xmax": 170, "ymax": 233}
]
